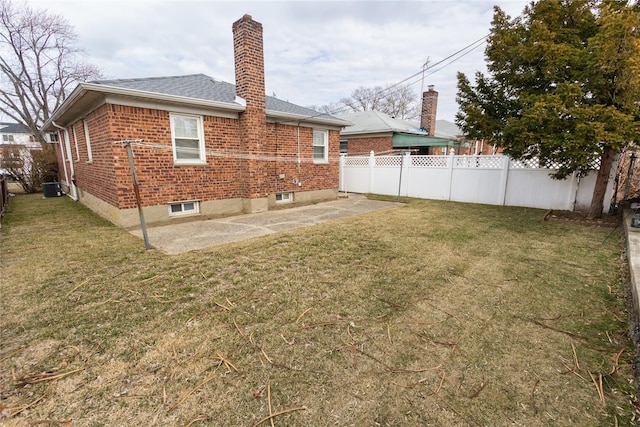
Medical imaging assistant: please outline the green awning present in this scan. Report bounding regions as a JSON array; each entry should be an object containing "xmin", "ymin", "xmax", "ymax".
[{"xmin": 392, "ymin": 133, "xmax": 455, "ymax": 148}]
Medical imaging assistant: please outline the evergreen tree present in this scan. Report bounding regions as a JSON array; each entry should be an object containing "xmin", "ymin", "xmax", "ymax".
[{"xmin": 456, "ymin": 0, "xmax": 640, "ymax": 218}]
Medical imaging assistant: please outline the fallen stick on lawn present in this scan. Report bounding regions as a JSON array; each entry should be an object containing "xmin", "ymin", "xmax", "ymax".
[
  {"xmin": 353, "ymin": 345, "xmax": 442, "ymax": 373},
  {"xmin": 6, "ymin": 386, "xmax": 49, "ymax": 417},
  {"xmin": 268, "ymin": 382, "xmax": 275, "ymax": 427},
  {"xmin": 588, "ymin": 370, "xmax": 605, "ymax": 403},
  {"xmin": 183, "ymin": 416, "xmax": 209, "ymax": 427},
  {"xmin": 168, "ymin": 372, "xmax": 216, "ymax": 412},
  {"xmin": 571, "ymin": 342, "xmax": 580, "ymax": 370},
  {"xmin": 610, "ymin": 348, "xmax": 625, "ymax": 375},
  {"xmin": 530, "ymin": 379, "xmax": 539, "ymax": 414},
  {"xmin": 295, "ymin": 307, "xmax": 313, "ymax": 323},
  {"xmin": 15, "ymin": 368, "xmax": 83, "ymax": 386},
  {"xmin": 253, "ymin": 407, "xmax": 307, "ymax": 427},
  {"xmin": 26, "ymin": 420, "xmax": 72, "ymax": 426},
  {"xmin": 468, "ymin": 370, "xmax": 487, "ymax": 399}
]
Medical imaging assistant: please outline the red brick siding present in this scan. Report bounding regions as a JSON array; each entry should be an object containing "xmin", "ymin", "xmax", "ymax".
[
  {"xmin": 67, "ymin": 103, "xmax": 338, "ymax": 210},
  {"xmin": 264, "ymin": 124, "xmax": 339, "ymax": 194},
  {"xmin": 345, "ymin": 136, "xmax": 393, "ymax": 155}
]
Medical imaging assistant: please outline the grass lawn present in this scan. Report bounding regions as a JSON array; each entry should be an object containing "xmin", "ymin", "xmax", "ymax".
[{"xmin": 1, "ymin": 193, "xmax": 638, "ymax": 426}]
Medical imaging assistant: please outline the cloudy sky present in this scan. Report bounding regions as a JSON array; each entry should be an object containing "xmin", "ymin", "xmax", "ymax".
[{"xmin": 25, "ymin": 0, "xmax": 530, "ymax": 123}]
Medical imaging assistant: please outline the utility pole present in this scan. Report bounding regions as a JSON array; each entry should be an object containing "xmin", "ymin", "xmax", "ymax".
[
  {"xmin": 419, "ymin": 57, "xmax": 430, "ymax": 113},
  {"xmin": 115, "ymin": 139, "xmax": 151, "ymax": 250}
]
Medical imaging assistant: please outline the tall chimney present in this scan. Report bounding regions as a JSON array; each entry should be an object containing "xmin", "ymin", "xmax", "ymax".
[
  {"xmin": 232, "ymin": 14, "xmax": 268, "ymax": 212},
  {"xmin": 421, "ymin": 85, "xmax": 438, "ymax": 136}
]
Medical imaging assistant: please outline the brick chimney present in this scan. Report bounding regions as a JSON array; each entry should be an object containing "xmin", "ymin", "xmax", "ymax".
[
  {"xmin": 232, "ymin": 14, "xmax": 268, "ymax": 212},
  {"xmin": 420, "ymin": 85, "xmax": 438, "ymax": 136}
]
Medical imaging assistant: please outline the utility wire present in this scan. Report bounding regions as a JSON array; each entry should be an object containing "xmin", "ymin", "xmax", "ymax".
[{"xmin": 325, "ymin": 34, "xmax": 489, "ymax": 116}]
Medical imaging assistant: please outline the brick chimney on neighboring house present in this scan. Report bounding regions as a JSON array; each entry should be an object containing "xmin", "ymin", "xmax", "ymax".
[
  {"xmin": 232, "ymin": 14, "xmax": 268, "ymax": 213},
  {"xmin": 420, "ymin": 85, "xmax": 438, "ymax": 136}
]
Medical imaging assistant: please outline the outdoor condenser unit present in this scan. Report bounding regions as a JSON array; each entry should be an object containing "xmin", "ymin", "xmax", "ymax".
[{"xmin": 42, "ymin": 182, "xmax": 63, "ymax": 198}]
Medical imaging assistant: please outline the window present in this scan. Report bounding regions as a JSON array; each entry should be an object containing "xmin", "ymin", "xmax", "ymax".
[
  {"xmin": 169, "ymin": 201, "xmax": 199, "ymax": 216},
  {"xmin": 83, "ymin": 120, "xmax": 93, "ymax": 162},
  {"xmin": 48, "ymin": 133, "xmax": 59, "ymax": 142},
  {"xmin": 313, "ymin": 130, "xmax": 328, "ymax": 163},
  {"xmin": 72, "ymin": 125, "xmax": 80, "ymax": 161},
  {"xmin": 340, "ymin": 140, "xmax": 348, "ymax": 154},
  {"xmin": 170, "ymin": 113, "xmax": 205, "ymax": 164},
  {"xmin": 275, "ymin": 192, "xmax": 293, "ymax": 203},
  {"xmin": 2, "ymin": 134, "xmax": 14, "ymax": 142}
]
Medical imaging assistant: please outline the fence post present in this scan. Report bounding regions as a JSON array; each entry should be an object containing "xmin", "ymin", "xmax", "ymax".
[
  {"xmin": 446, "ymin": 150, "xmax": 455, "ymax": 201},
  {"xmin": 339, "ymin": 153, "xmax": 345, "ymax": 194},
  {"xmin": 403, "ymin": 151, "xmax": 411, "ymax": 198},
  {"xmin": 498, "ymin": 155, "xmax": 510, "ymax": 206},
  {"xmin": 369, "ymin": 151, "xmax": 375, "ymax": 194}
]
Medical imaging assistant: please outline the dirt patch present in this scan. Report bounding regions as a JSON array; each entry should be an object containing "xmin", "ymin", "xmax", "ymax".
[{"xmin": 543, "ymin": 209, "xmax": 621, "ymax": 228}]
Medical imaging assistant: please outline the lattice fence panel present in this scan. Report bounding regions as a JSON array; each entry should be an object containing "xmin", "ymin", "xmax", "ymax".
[
  {"xmin": 510, "ymin": 157, "xmax": 601, "ymax": 170},
  {"xmin": 344, "ymin": 156, "xmax": 370, "ymax": 167},
  {"xmin": 375, "ymin": 156, "xmax": 402, "ymax": 167},
  {"xmin": 412, "ymin": 156, "xmax": 448, "ymax": 167},
  {"xmin": 453, "ymin": 156, "xmax": 502, "ymax": 168}
]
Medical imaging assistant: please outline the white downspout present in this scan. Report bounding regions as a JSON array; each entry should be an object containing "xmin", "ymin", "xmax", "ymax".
[{"xmin": 52, "ymin": 121, "xmax": 78, "ymax": 201}]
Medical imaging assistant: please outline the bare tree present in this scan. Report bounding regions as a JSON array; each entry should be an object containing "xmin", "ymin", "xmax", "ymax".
[
  {"xmin": 0, "ymin": 0, "xmax": 101, "ymax": 142},
  {"xmin": 340, "ymin": 84, "xmax": 419, "ymax": 120}
]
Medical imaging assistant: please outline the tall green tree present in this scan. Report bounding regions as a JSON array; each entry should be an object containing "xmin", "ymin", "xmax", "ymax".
[{"xmin": 456, "ymin": 0, "xmax": 640, "ymax": 218}]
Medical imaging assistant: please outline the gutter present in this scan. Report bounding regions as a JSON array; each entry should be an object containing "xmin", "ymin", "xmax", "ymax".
[
  {"xmin": 44, "ymin": 82, "xmax": 247, "ymax": 130},
  {"xmin": 51, "ymin": 121, "xmax": 78, "ymax": 201}
]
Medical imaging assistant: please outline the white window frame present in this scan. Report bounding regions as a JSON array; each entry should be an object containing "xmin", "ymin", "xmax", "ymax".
[
  {"xmin": 168, "ymin": 200, "xmax": 200, "ymax": 217},
  {"xmin": 275, "ymin": 192, "xmax": 293, "ymax": 204},
  {"xmin": 2, "ymin": 134, "xmax": 14, "ymax": 142},
  {"xmin": 170, "ymin": 113, "xmax": 206, "ymax": 165},
  {"xmin": 83, "ymin": 120, "xmax": 93, "ymax": 163},
  {"xmin": 313, "ymin": 129, "xmax": 328, "ymax": 164},
  {"xmin": 72, "ymin": 124, "xmax": 80, "ymax": 162}
]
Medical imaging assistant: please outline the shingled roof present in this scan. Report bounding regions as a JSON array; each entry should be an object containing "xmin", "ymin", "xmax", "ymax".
[
  {"xmin": 0, "ymin": 122, "xmax": 31, "ymax": 134},
  {"xmin": 89, "ymin": 73, "xmax": 343, "ymax": 124}
]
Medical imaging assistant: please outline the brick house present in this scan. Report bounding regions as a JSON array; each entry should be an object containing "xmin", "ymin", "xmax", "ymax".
[
  {"xmin": 43, "ymin": 15, "xmax": 349, "ymax": 228},
  {"xmin": 337, "ymin": 86, "xmax": 491, "ymax": 156}
]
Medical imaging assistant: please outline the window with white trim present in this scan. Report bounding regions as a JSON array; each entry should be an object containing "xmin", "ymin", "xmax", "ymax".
[
  {"xmin": 313, "ymin": 130, "xmax": 328, "ymax": 164},
  {"xmin": 72, "ymin": 124, "xmax": 80, "ymax": 161},
  {"xmin": 170, "ymin": 113, "xmax": 206, "ymax": 164},
  {"xmin": 169, "ymin": 200, "xmax": 200, "ymax": 216},
  {"xmin": 2, "ymin": 134, "xmax": 14, "ymax": 142},
  {"xmin": 83, "ymin": 120, "xmax": 93, "ymax": 162},
  {"xmin": 275, "ymin": 192, "xmax": 293, "ymax": 203}
]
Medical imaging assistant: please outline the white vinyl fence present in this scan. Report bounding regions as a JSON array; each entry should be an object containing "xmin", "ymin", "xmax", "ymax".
[{"xmin": 339, "ymin": 152, "xmax": 616, "ymax": 212}]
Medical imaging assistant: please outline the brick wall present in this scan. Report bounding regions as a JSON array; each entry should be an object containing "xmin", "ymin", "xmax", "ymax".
[
  {"xmin": 64, "ymin": 103, "xmax": 337, "ymax": 211},
  {"xmin": 345, "ymin": 135, "xmax": 393, "ymax": 155}
]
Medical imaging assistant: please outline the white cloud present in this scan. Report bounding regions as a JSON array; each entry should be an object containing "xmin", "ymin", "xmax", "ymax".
[{"xmin": 25, "ymin": 0, "xmax": 530, "ymax": 122}]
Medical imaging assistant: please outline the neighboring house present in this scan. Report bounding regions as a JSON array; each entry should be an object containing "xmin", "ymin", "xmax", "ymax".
[
  {"xmin": 0, "ymin": 122, "xmax": 33, "ymax": 146},
  {"xmin": 336, "ymin": 111, "xmax": 459, "ymax": 156},
  {"xmin": 43, "ymin": 14, "xmax": 349, "ymax": 228},
  {"xmin": 337, "ymin": 86, "xmax": 499, "ymax": 156},
  {"xmin": 337, "ymin": 86, "xmax": 461, "ymax": 155},
  {"xmin": 0, "ymin": 122, "xmax": 40, "ymax": 176}
]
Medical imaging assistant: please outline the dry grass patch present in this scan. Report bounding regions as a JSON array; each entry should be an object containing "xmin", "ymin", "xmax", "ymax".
[{"xmin": 1, "ymin": 193, "xmax": 638, "ymax": 426}]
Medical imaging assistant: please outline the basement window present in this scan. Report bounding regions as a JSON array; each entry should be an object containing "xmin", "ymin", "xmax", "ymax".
[
  {"xmin": 169, "ymin": 200, "xmax": 200, "ymax": 216},
  {"xmin": 275, "ymin": 192, "xmax": 293, "ymax": 204}
]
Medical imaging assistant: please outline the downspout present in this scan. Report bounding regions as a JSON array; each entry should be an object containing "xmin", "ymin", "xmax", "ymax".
[{"xmin": 52, "ymin": 121, "xmax": 78, "ymax": 201}]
